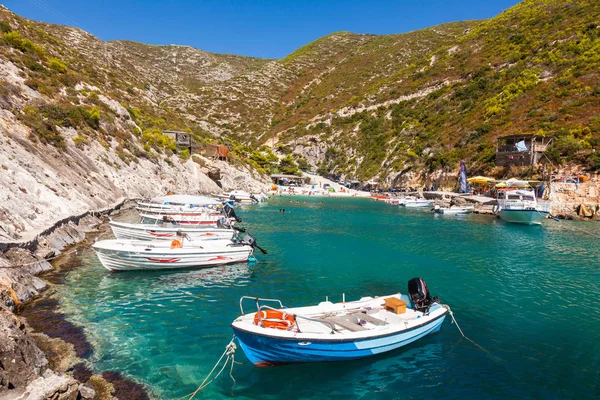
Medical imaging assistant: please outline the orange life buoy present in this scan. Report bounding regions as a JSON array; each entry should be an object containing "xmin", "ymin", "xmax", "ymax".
[
  {"xmin": 253, "ymin": 310, "xmax": 295, "ymax": 330},
  {"xmin": 170, "ymin": 239, "xmax": 183, "ymax": 249}
]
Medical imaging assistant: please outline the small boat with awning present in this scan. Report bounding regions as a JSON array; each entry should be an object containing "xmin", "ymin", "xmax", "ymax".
[{"xmin": 231, "ymin": 278, "xmax": 447, "ymax": 366}]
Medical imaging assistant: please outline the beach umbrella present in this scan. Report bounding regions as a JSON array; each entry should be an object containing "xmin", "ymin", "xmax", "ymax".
[
  {"xmin": 467, "ymin": 176, "xmax": 495, "ymax": 184},
  {"xmin": 495, "ymin": 178, "xmax": 530, "ymax": 188}
]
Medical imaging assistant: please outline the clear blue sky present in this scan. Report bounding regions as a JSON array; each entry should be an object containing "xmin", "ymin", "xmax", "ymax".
[{"xmin": 4, "ymin": 0, "xmax": 522, "ymax": 59}]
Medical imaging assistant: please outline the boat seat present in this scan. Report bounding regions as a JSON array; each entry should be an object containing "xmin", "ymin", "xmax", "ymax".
[
  {"xmin": 322, "ymin": 315, "xmax": 367, "ymax": 332},
  {"xmin": 351, "ymin": 312, "xmax": 388, "ymax": 326}
]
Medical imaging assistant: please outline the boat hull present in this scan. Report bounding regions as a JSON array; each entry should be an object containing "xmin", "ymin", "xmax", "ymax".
[
  {"xmin": 499, "ymin": 209, "xmax": 549, "ymax": 225},
  {"xmin": 93, "ymin": 240, "xmax": 252, "ymax": 271},
  {"xmin": 232, "ymin": 313, "xmax": 445, "ymax": 366}
]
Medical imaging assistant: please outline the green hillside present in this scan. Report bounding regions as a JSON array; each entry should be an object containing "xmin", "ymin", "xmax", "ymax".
[{"xmin": 1, "ymin": 0, "xmax": 598, "ymax": 183}]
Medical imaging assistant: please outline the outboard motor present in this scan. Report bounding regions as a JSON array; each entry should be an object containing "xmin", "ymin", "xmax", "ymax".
[
  {"xmin": 222, "ymin": 203, "xmax": 242, "ymax": 223},
  {"xmin": 408, "ymin": 277, "xmax": 436, "ymax": 313},
  {"xmin": 241, "ymin": 234, "xmax": 255, "ymax": 247},
  {"xmin": 241, "ymin": 234, "xmax": 267, "ymax": 254}
]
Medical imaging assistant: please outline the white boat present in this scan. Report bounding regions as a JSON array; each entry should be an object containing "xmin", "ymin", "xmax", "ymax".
[
  {"xmin": 495, "ymin": 189, "xmax": 550, "ymax": 225},
  {"xmin": 139, "ymin": 212, "xmax": 229, "ymax": 226},
  {"xmin": 92, "ymin": 237, "xmax": 256, "ymax": 271},
  {"xmin": 214, "ymin": 190, "xmax": 261, "ymax": 204},
  {"xmin": 109, "ymin": 220, "xmax": 236, "ymax": 241},
  {"xmin": 137, "ymin": 194, "xmax": 221, "ymax": 210},
  {"xmin": 403, "ymin": 198, "xmax": 434, "ymax": 208},
  {"xmin": 232, "ymin": 278, "xmax": 447, "ymax": 366},
  {"xmin": 396, "ymin": 196, "xmax": 416, "ymax": 206},
  {"xmin": 434, "ymin": 205, "xmax": 473, "ymax": 215}
]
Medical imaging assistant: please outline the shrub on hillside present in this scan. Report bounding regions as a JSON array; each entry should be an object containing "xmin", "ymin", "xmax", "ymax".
[{"xmin": 48, "ymin": 58, "xmax": 67, "ymax": 73}]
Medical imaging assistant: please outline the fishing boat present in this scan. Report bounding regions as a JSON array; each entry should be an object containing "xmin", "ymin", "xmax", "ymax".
[
  {"xmin": 214, "ymin": 190, "xmax": 261, "ymax": 204},
  {"xmin": 434, "ymin": 205, "xmax": 473, "ymax": 215},
  {"xmin": 231, "ymin": 278, "xmax": 447, "ymax": 366},
  {"xmin": 139, "ymin": 212, "xmax": 229, "ymax": 226},
  {"xmin": 92, "ymin": 235, "xmax": 261, "ymax": 272},
  {"xmin": 136, "ymin": 194, "xmax": 222, "ymax": 212},
  {"xmin": 403, "ymin": 198, "xmax": 434, "ymax": 208},
  {"xmin": 109, "ymin": 220, "xmax": 237, "ymax": 241},
  {"xmin": 138, "ymin": 202, "xmax": 242, "ymax": 226}
]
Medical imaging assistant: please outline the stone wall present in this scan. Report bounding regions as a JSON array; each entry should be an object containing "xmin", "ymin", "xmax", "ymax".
[{"xmin": 548, "ymin": 180, "xmax": 600, "ymax": 219}]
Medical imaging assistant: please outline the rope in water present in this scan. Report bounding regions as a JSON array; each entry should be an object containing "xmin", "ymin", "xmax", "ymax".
[
  {"xmin": 442, "ymin": 304, "xmax": 501, "ymax": 362},
  {"xmin": 180, "ymin": 336, "xmax": 238, "ymax": 400},
  {"xmin": 551, "ymin": 219, "xmax": 600, "ymax": 239}
]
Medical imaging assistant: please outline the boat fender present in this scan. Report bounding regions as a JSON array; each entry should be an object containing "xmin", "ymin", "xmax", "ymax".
[{"xmin": 492, "ymin": 204, "xmax": 499, "ymax": 213}]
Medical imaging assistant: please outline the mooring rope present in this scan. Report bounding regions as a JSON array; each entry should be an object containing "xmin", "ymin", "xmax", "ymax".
[
  {"xmin": 442, "ymin": 305, "xmax": 502, "ymax": 363},
  {"xmin": 180, "ymin": 336, "xmax": 238, "ymax": 400},
  {"xmin": 551, "ymin": 219, "xmax": 600, "ymax": 239}
]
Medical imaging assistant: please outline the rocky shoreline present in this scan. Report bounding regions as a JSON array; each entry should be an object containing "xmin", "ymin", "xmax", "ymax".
[{"xmin": 0, "ymin": 200, "xmax": 153, "ymax": 400}]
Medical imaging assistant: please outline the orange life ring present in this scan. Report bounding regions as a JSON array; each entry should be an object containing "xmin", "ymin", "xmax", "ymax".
[{"xmin": 253, "ymin": 310, "xmax": 295, "ymax": 330}]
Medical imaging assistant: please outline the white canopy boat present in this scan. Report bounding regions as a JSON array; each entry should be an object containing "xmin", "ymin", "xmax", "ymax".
[
  {"xmin": 92, "ymin": 235, "xmax": 262, "ymax": 272},
  {"xmin": 434, "ymin": 205, "xmax": 473, "ymax": 215},
  {"xmin": 232, "ymin": 278, "xmax": 447, "ymax": 366},
  {"xmin": 109, "ymin": 220, "xmax": 237, "ymax": 241},
  {"xmin": 495, "ymin": 186, "xmax": 550, "ymax": 225}
]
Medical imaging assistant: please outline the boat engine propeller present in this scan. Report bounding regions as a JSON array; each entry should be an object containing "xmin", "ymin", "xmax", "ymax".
[
  {"xmin": 240, "ymin": 234, "xmax": 267, "ymax": 254},
  {"xmin": 408, "ymin": 277, "xmax": 438, "ymax": 313}
]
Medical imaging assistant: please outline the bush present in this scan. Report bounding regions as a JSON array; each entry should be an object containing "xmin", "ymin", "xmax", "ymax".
[
  {"xmin": 48, "ymin": 58, "xmax": 67, "ymax": 73},
  {"xmin": 178, "ymin": 147, "xmax": 190, "ymax": 160},
  {"xmin": 0, "ymin": 22, "xmax": 12, "ymax": 33},
  {"xmin": 83, "ymin": 106, "xmax": 100, "ymax": 129}
]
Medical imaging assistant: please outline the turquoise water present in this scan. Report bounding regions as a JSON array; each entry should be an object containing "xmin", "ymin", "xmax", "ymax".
[{"xmin": 52, "ymin": 197, "xmax": 599, "ymax": 399}]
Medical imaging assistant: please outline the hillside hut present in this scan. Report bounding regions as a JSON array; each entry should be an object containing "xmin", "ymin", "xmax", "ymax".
[{"xmin": 495, "ymin": 135, "xmax": 553, "ymax": 166}]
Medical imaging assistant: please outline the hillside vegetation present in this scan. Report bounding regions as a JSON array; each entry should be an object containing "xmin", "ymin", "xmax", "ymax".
[{"xmin": 1, "ymin": 0, "xmax": 599, "ymax": 186}]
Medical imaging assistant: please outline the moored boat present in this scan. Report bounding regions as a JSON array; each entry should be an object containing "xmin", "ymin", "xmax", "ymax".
[
  {"xmin": 92, "ymin": 235, "xmax": 258, "ymax": 272},
  {"xmin": 214, "ymin": 190, "xmax": 262, "ymax": 204},
  {"xmin": 139, "ymin": 212, "xmax": 230, "ymax": 226},
  {"xmin": 403, "ymin": 198, "xmax": 434, "ymax": 208},
  {"xmin": 495, "ymin": 186, "xmax": 550, "ymax": 225},
  {"xmin": 231, "ymin": 278, "xmax": 447, "ymax": 366},
  {"xmin": 109, "ymin": 220, "xmax": 236, "ymax": 241},
  {"xmin": 434, "ymin": 205, "xmax": 473, "ymax": 215}
]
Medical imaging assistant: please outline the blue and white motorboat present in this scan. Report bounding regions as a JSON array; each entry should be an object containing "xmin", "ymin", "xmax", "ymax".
[{"xmin": 231, "ymin": 278, "xmax": 447, "ymax": 366}]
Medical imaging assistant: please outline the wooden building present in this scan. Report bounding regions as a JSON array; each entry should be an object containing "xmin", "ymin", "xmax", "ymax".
[
  {"xmin": 192, "ymin": 143, "xmax": 229, "ymax": 161},
  {"xmin": 495, "ymin": 135, "xmax": 553, "ymax": 167},
  {"xmin": 163, "ymin": 130, "xmax": 229, "ymax": 161}
]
